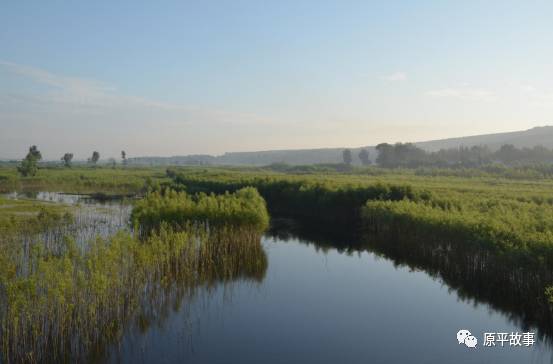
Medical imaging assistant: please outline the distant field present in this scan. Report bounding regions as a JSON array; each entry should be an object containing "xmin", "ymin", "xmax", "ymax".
[{"xmin": 0, "ymin": 165, "xmax": 168, "ymax": 194}]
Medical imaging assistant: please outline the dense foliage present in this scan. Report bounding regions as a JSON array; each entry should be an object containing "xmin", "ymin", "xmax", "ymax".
[
  {"xmin": 362, "ymin": 199, "xmax": 553, "ymax": 265},
  {"xmin": 166, "ymin": 168, "xmax": 431, "ymax": 224},
  {"xmin": 17, "ymin": 146, "xmax": 42, "ymax": 177},
  {"xmin": 164, "ymin": 167, "xmax": 553, "ymax": 303},
  {"xmin": 132, "ymin": 187, "xmax": 270, "ymax": 235},
  {"xmin": 164, "ymin": 168, "xmax": 553, "ymax": 257}
]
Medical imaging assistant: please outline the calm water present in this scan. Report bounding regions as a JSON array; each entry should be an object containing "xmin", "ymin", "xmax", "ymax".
[
  {"xmin": 3, "ymin": 191, "xmax": 132, "ymax": 244},
  {"xmin": 3, "ymin": 192, "xmax": 552, "ymax": 363},
  {"xmin": 108, "ymin": 227, "xmax": 553, "ymax": 364}
]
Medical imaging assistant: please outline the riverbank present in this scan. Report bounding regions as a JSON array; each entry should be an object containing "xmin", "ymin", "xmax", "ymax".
[{"xmin": 165, "ymin": 167, "xmax": 553, "ymax": 304}]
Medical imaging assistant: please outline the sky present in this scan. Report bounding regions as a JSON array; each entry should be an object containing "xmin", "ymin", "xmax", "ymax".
[{"xmin": 1, "ymin": 0, "xmax": 552, "ymax": 160}]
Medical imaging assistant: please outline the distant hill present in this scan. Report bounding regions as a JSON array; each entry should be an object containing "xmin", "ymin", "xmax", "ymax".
[
  {"xmin": 414, "ymin": 126, "xmax": 553, "ymax": 152},
  {"xmin": 128, "ymin": 126, "xmax": 553, "ymax": 166}
]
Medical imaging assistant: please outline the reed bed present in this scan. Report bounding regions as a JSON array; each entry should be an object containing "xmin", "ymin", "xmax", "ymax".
[
  {"xmin": 167, "ymin": 170, "xmax": 429, "ymax": 224},
  {"xmin": 0, "ymin": 188, "xmax": 269, "ymax": 363},
  {"xmin": 131, "ymin": 187, "xmax": 270, "ymax": 237},
  {"xmin": 165, "ymin": 167, "xmax": 553, "ymax": 302}
]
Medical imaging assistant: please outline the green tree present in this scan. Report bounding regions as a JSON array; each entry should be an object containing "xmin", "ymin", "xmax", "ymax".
[
  {"xmin": 61, "ymin": 153, "xmax": 74, "ymax": 167},
  {"xmin": 375, "ymin": 143, "xmax": 395, "ymax": 167},
  {"xmin": 121, "ymin": 150, "xmax": 127, "ymax": 165},
  {"xmin": 342, "ymin": 149, "xmax": 352, "ymax": 165},
  {"xmin": 358, "ymin": 148, "xmax": 371, "ymax": 165},
  {"xmin": 89, "ymin": 151, "xmax": 100, "ymax": 165},
  {"xmin": 17, "ymin": 145, "xmax": 42, "ymax": 177}
]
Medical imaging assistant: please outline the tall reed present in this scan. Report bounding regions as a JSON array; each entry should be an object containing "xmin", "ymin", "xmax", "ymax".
[{"xmin": 0, "ymin": 188, "xmax": 269, "ymax": 363}]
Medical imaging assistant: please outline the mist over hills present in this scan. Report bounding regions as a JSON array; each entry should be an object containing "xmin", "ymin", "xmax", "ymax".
[{"xmin": 128, "ymin": 126, "xmax": 553, "ymax": 166}]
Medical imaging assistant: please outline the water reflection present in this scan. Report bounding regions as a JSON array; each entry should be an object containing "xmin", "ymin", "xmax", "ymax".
[
  {"xmin": 3, "ymin": 192, "xmax": 553, "ymax": 363},
  {"xmin": 3, "ymin": 191, "xmax": 133, "ymax": 246},
  {"xmin": 362, "ymin": 232, "xmax": 553, "ymax": 342},
  {"xmin": 98, "ymin": 232, "xmax": 268, "ymax": 363},
  {"xmin": 268, "ymin": 218, "xmax": 553, "ymax": 346},
  {"xmin": 0, "ymin": 191, "xmax": 269, "ymax": 363},
  {"xmin": 110, "ymin": 219, "xmax": 553, "ymax": 364},
  {"xmin": 4, "ymin": 191, "xmax": 134, "ymax": 205}
]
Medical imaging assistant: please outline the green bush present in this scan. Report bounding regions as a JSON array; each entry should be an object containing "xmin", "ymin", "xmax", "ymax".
[{"xmin": 132, "ymin": 187, "xmax": 270, "ymax": 235}]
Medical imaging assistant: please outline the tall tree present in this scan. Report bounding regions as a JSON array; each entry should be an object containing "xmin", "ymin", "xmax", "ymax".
[
  {"xmin": 342, "ymin": 149, "xmax": 352, "ymax": 165},
  {"xmin": 89, "ymin": 151, "xmax": 100, "ymax": 165},
  {"xmin": 18, "ymin": 145, "xmax": 42, "ymax": 177},
  {"xmin": 358, "ymin": 149, "xmax": 371, "ymax": 165},
  {"xmin": 121, "ymin": 150, "xmax": 127, "ymax": 165},
  {"xmin": 61, "ymin": 153, "xmax": 74, "ymax": 167},
  {"xmin": 375, "ymin": 143, "xmax": 394, "ymax": 167}
]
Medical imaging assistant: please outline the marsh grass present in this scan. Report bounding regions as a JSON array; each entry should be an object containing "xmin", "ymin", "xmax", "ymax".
[
  {"xmin": 0, "ymin": 187, "xmax": 269, "ymax": 363},
  {"xmin": 131, "ymin": 187, "xmax": 270, "ymax": 238},
  {"xmin": 165, "ymin": 167, "xmax": 553, "ymax": 307}
]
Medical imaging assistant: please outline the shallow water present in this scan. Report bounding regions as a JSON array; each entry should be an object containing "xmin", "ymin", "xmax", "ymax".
[
  {"xmin": 3, "ymin": 192, "xmax": 552, "ymax": 363},
  {"xmin": 3, "ymin": 191, "xmax": 132, "ymax": 245},
  {"xmin": 107, "ymin": 228, "xmax": 553, "ymax": 364}
]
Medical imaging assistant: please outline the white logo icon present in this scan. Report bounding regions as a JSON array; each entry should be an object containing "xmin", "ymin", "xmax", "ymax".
[
  {"xmin": 457, "ymin": 329, "xmax": 472, "ymax": 344},
  {"xmin": 457, "ymin": 329, "xmax": 478, "ymax": 348},
  {"xmin": 464, "ymin": 335, "xmax": 478, "ymax": 348}
]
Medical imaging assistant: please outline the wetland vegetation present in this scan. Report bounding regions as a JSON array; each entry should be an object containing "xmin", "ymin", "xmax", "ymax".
[
  {"xmin": 0, "ymin": 180, "xmax": 269, "ymax": 363},
  {"xmin": 164, "ymin": 166, "xmax": 553, "ymax": 325},
  {"xmin": 2, "ymin": 164, "xmax": 553, "ymax": 362}
]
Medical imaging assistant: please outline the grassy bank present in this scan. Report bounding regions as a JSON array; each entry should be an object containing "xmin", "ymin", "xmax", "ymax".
[
  {"xmin": 167, "ymin": 168, "xmax": 432, "ymax": 224},
  {"xmin": 165, "ymin": 167, "xmax": 553, "ymax": 301}
]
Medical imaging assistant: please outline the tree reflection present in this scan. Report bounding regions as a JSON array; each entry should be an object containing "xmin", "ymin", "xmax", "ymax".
[{"xmin": 268, "ymin": 218, "xmax": 553, "ymax": 344}]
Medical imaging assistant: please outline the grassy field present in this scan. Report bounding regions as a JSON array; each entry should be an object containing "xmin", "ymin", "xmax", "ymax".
[{"xmin": 0, "ymin": 165, "xmax": 168, "ymax": 194}]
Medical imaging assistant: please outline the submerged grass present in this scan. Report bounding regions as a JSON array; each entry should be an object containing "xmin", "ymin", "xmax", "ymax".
[
  {"xmin": 0, "ymin": 197, "xmax": 72, "ymax": 235},
  {"xmin": 0, "ymin": 187, "xmax": 269, "ymax": 363}
]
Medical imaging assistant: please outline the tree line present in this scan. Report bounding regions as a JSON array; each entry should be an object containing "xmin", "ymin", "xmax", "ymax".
[
  {"xmin": 17, "ymin": 146, "xmax": 128, "ymax": 176},
  {"xmin": 341, "ymin": 143, "xmax": 553, "ymax": 168},
  {"xmin": 342, "ymin": 148, "xmax": 371, "ymax": 165}
]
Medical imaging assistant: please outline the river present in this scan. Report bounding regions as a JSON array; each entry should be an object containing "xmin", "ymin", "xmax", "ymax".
[{"xmin": 3, "ymin": 192, "xmax": 552, "ymax": 363}]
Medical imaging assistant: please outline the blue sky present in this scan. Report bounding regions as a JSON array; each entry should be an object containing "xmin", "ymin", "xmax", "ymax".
[{"xmin": 1, "ymin": 0, "xmax": 552, "ymax": 159}]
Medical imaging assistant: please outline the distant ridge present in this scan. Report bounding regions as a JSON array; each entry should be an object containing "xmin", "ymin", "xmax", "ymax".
[
  {"xmin": 414, "ymin": 126, "xmax": 553, "ymax": 151},
  {"xmin": 128, "ymin": 126, "xmax": 553, "ymax": 166}
]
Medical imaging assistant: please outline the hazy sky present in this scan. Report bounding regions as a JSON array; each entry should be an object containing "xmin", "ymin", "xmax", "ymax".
[{"xmin": 1, "ymin": 0, "xmax": 552, "ymax": 160}]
